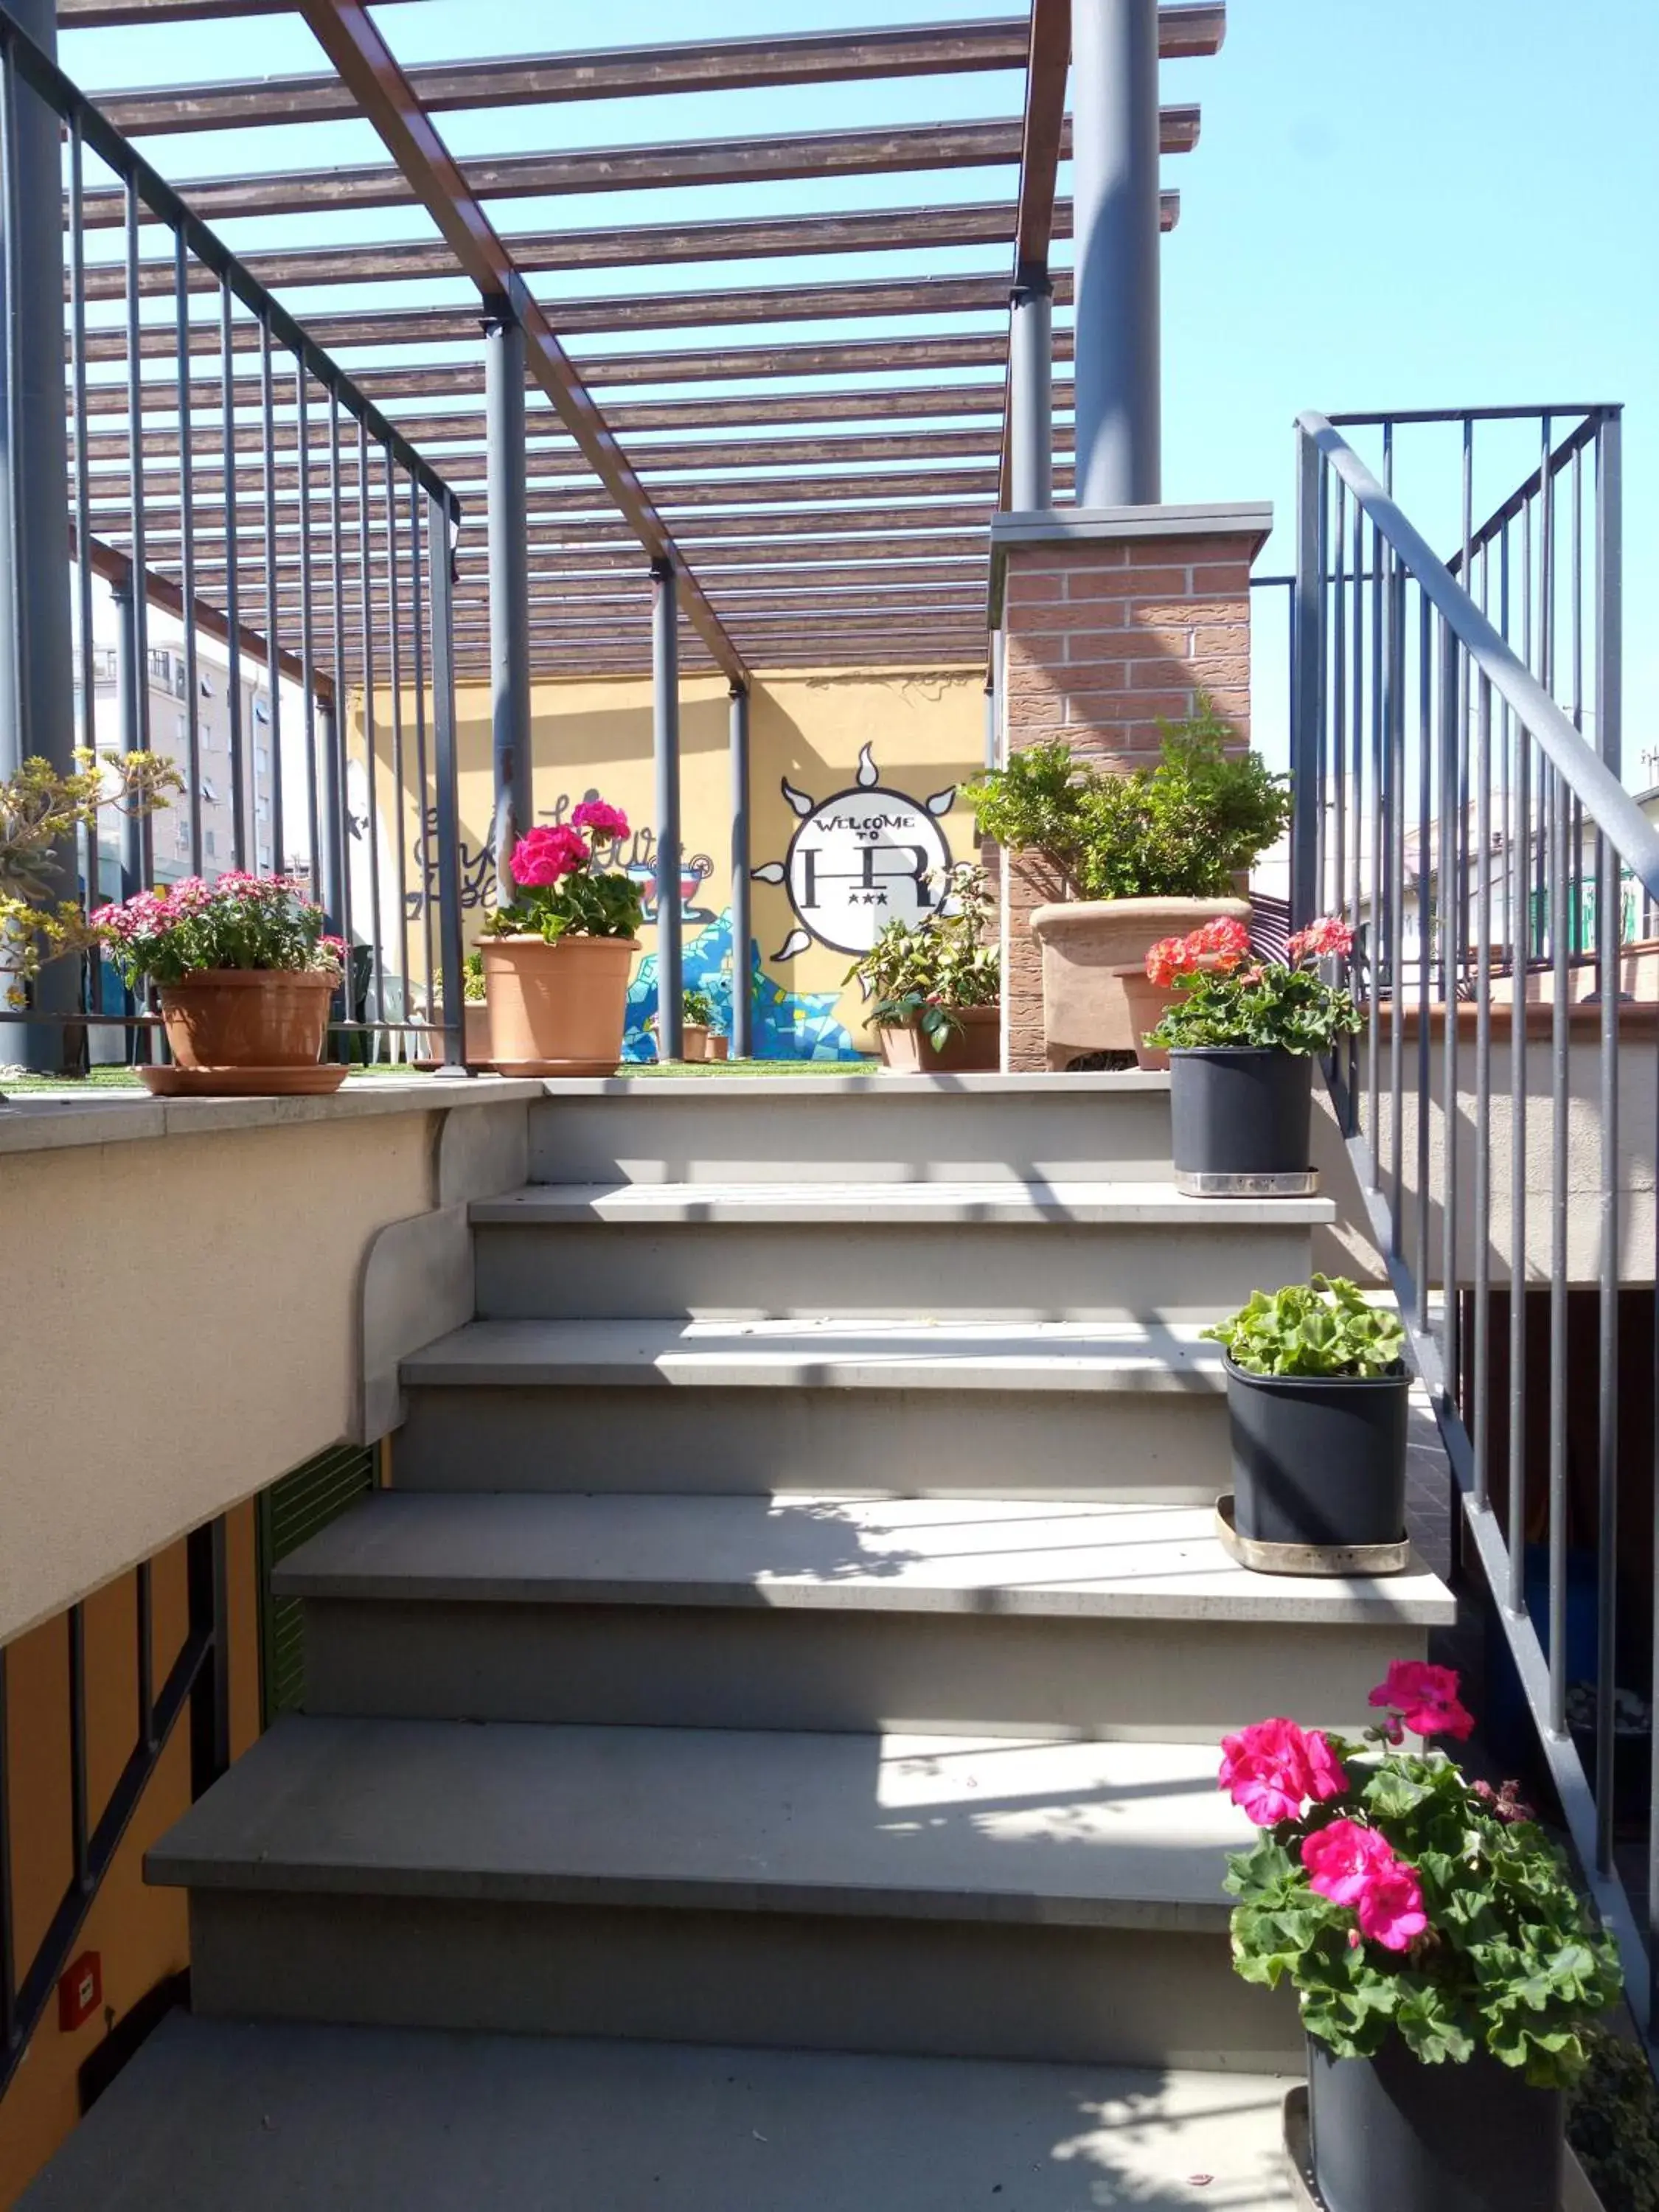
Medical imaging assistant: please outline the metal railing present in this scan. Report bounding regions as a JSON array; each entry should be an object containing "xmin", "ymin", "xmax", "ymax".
[
  {"xmin": 1287, "ymin": 403, "xmax": 1659, "ymax": 2023},
  {"xmin": 0, "ymin": 10, "xmax": 467, "ymax": 1073},
  {"xmin": 0, "ymin": 1516, "xmax": 231, "ymax": 2097}
]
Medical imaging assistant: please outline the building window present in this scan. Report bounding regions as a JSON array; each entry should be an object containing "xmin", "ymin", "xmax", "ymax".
[{"xmin": 204, "ymin": 830, "xmax": 217, "ymax": 858}]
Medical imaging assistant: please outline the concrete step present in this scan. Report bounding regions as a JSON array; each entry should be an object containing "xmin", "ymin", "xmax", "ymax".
[
  {"xmin": 529, "ymin": 1069, "xmax": 1176, "ymax": 1186},
  {"xmin": 20, "ymin": 2012, "xmax": 1299, "ymax": 2211},
  {"xmin": 150, "ymin": 1715, "xmax": 1299, "ymax": 2068},
  {"xmin": 470, "ymin": 1180, "xmax": 1332, "ymax": 1323},
  {"xmin": 394, "ymin": 1318, "xmax": 1231, "ymax": 1500},
  {"xmin": 282, "ymin": 1492, "xmax": 1452, "ymax": 1737}
]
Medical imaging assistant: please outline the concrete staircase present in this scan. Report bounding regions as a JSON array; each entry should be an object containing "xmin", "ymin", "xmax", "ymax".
[{"xmin": 27, "ymin": 1074, "xmax": 1455, "ymax": 2210}]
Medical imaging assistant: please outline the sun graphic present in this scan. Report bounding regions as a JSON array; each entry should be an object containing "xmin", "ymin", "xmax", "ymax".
[{"xmin": 751, "ymin": 742, "xmax": 960, "ymax": 961}]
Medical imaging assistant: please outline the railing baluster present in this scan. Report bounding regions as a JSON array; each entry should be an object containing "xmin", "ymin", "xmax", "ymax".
[
  {"xmin": 385, "ymin": 450, "xmax": 408, "ymax": 1049},
  {"xmin": 428, "ymin": 490, "xmax": 467, "ymax": 1071},
  {"xmin": 66, "ymin": 114, "xmax": 100, "ymax": 990},
  {"xmin": 175, "ymin": 223, "xmax": 201, "ymax": 877},
  {"xmin": 220, "ymin": 280, "xmax": 244, "ymax": 872},
  {"xmin": 326, "ymin": 387, "xmax": 349, "ymax": 951},
  {"xmin": 358, "ymin": 415, "xmax": 383, "ymax": 1043},
  {"xmin": 1472, "ymin": 665, "xmax": 1494, "ymax": 1513},
  {"xmin": 260, "ymin": 313, "xmax": 283, "ymax": 874},
  {"xmin": 296, "ymin": 362, "xmax": 321, "ymax": 908},
  {"xmin": 408, "ymin": 476, "xmax": 437, "ymax": 1033},
  {"xmin": 1415, "ymin": 587, "xmax": 1433, "ymax": 1327}
]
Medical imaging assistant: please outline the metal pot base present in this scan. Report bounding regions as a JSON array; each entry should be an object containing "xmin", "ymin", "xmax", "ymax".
[{"xmin": 1175, "ymin": 1168, "xmax": 1319, "ymax": 1197}]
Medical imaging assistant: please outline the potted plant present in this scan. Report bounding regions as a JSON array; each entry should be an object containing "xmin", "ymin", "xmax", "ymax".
[
  {"xmin": 479, "ymin": 801, "xmax": 643, "ymax": 1077},
  {"xmin": 1221, "ymin": 1664, "xmax": 1621, "ymax": 2212},
  {"xmin": 1144, "ymin": 912, "xmax": 1362, "ymax": 1192},
  {"xmin": 963, "ymin": 700, "xmax": 1287, "ymax": 1068},
  {"xmin": 846, "ymin": 863, "xmax": 1001, "ymax": 1074},
  {"xmin": 93, "ymin": 872, "xmax": 349, "ymax": 1096},
  {"xmin": 653, "ymin": 987, "xmax": 716, "ymax": 1063},
  {"xmin": 1202, "ymin": 1276, "xmax": 1410, "ymax": 1553}
]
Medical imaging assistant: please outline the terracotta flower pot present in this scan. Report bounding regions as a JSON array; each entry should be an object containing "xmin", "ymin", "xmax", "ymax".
[
  {"xmin": 156, "ymin": 968, "xmax": 335, "ymax": 1071},
  {"xmin": 710, "ymin": 1034, "xmax": 730, "ymax": 1062},
  {"xmin": 413, "ymin": 1002, "xmax": 493, "ymax": 1071},
  {"xmin": 481, "ymin": 933, "xmax": 639, "ymax": 1077},
  {"xmin": 1027, "ymin": 897, "xmax": 1251, "ymax": 1070},
  {"xmin": 877, "ymin": 1004, "xmax": 1001, "ymax": 1075},
  {"xmin": 681, "ymin": 1023, "xmax": 709, "ymax": 1063}
]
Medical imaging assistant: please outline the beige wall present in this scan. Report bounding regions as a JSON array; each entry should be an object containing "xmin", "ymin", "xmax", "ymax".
[{"xmin": 0, "ymin": 1113, "xmax": 435, "ymax": 1647}]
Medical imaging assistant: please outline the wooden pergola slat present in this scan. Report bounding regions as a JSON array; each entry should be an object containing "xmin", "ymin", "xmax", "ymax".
[
  {"xmin": 79, "ymin": 9, "xmax": 1223, "ymax": 130},
  {"xmin": 88, "ymin": 187, "xmax": 1163, "ymax": 303},
  {"xmin": 72, "ymin": 110, "xmax": 1200, "ymax": 229},
  {"xmin": 78, "ymin": 266, "xmax": 1101, "ymax": 364},
  {"xmin": 71, "ymin": 332, "xmax": 1079, "ymax": 417}
]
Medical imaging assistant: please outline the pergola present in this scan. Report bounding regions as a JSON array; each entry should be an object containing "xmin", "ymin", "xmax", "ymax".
[{"xmin": 58, "ymin": 0, "xmax": 1222, "ymax": 693}]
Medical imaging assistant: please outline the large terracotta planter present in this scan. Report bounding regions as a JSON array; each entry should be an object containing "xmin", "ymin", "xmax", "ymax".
[
  {"xmin": 1028, "ymin": 897, "xmax": 1251, "ymax": 1071},
  {"xmin": 481, "ymin": 933, "xmax": 638, "ymax": 1077},
  {"xmin": 414, "ymin": 1003, "xmax": 493, "ymax": 1071},
  {"xmin": 877, "ymin": 1004, "xmax": 1001, "ymax": 1075},
  {"xmin": 145, "ymin": 969, "xmax": 340, "ymax": 1096}
]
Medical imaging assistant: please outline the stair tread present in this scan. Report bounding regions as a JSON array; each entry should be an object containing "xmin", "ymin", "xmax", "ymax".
[
  {"xmin": 18, "ymin": 2012, "xmax": 1296, "ymax": 2211},
  {"xmin": 148, "ymin": 1715, "xmax": 1258, "ymax": 1927},
  {"xmin": 472, "ymin": 1178, "xmax": 1335, "ymax": 1226},
  {"xmin": 275, "ymin": 1491, "xmax": 1453, "ymax": 1624},
  {"xmin": 402, "ymin": 1315, "xmax": 1228, "ymax": 1390}
]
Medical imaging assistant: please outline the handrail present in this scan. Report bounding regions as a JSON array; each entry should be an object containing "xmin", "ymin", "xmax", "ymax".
[{"xmin": 1297, "ymin": 411, "xmax": 1654, "ymax": 901}]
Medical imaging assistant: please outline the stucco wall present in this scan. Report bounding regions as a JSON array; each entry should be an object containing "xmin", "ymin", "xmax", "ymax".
[{"xmin": 0, "ymin": 1112, "xmax": 435, "ymax": 1647}]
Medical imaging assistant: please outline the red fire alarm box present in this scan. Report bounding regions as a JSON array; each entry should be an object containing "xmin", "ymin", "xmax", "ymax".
[{"xmin": 57, "ymin": 1951, "xmax": 101, "ymax": 2031}]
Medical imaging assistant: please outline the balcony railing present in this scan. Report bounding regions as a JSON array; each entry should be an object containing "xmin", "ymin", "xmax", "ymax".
[
  {"xmin": 0, "ymin": 8, "xmax": 468, "ymax": 1069},
  {"xmin": 1288, "ymin": 403, "xmax": 1659, "ymax": 2025}
]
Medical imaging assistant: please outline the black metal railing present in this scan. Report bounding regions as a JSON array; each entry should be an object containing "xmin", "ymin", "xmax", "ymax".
[
  {"xmin": 1287, "ymin": 403, "xmax": 1659, "ymax": 2024},
  {"xmin": 0, "ymin": 1518, "xmax": 230, "ymax": 2097},
  {"xmin": 0, "ymin": 10, "xmax": 467, "ymax": 1074}
]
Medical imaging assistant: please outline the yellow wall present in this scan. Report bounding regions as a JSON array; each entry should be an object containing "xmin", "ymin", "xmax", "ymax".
[
  {"xmin": 0, "ymin": 1509, "xmax": 261, "ymax": 2208},
  {"xmin": 364, "ymin": 662, "xmax": 988, "ymax": 1056}
]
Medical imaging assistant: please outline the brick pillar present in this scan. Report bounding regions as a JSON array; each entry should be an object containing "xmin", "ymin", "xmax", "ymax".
[{"xmin": 989, "ymin": 504, "xmax": 1273, "ymax": 1071}]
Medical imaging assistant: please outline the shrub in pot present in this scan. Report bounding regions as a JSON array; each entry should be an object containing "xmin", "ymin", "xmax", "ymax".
[
  {"xmin": 1203, "ymin": 1275, "xmax": 1409, "ymax": 1552},
  {"xmin": 1220, "ymin": 1665, "xmax": 1621, "ymax": 2212},
  {"xmin": 846, "ymin": 863, "xmax": 1000, "ymax": 1074},
  {"xmin": 963, "ymin": 700, "xmax": 1287, "ymax": 1066},
  {"xmin": 479, "ymin": 801, "xmax": 643, "ymax": 1076},
  {"xmin": 94, "ymin": 871, "xmax": 349, "ymax": 1096},
  {"xmin": 1145, "ymin": 912, "xmax": 1362, "ymax": 1193},
  {"xmin": 650, "ymin": 987, "xmax": 715, "ymax": 1063}
]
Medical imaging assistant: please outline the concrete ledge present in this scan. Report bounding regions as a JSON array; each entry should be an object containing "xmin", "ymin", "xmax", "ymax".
[
  {"xmin": 471, "ymin": 1179, "xmax": 1335, "ymax": 1228},
  {"xmin": 988, "ymin": 501, "xmax": 1275, "ymax": 620},
  {"xmin": 0, "ymin": 1074, "xmax": 545, "ymax": 1158},
  {"xmin": 535, "ymin": 1071, "xmax": 1172, "ymax": 1099}
]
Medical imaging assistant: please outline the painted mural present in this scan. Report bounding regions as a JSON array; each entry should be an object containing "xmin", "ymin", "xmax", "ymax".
[{"xmin": 360, "ymin": 664, "xmax": 986, "ymax": 1058}]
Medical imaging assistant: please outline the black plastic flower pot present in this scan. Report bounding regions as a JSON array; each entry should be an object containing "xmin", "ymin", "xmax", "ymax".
[
  {"xmin": 1168, "ymin": 1046, "xmax": 1315, "ymax": 1195},
  {"xmin": 1225, "ymin": 1354, "xmax": 1408, "ymax": 1550},
  {"xmin": 1307, "ymin": 2035, "xmax": 1562, "ymax": 2212}
]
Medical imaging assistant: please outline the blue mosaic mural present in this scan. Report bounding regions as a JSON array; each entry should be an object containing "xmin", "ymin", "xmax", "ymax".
[{"xmin": 623, "ymin": 909, "xmax": 862, "ymax": 1063}]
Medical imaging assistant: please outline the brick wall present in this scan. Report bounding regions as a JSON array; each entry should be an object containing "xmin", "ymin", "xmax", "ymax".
[{"xmin": 995, "ymin": 522, "xmax": 1265, "ymax": 1071}]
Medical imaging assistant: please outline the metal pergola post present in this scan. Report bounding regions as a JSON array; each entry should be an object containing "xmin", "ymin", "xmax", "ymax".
[
  {"xmin": 1008, "ymin": 270, "xmax": 1054, "ymax": 511},
  {"xmin": 484, "ymin": 298, "xmax": 532, "ymax": 897},
  {"xmin": 651, "ymin": 557, "xmax": 682, "ymax": 1062},
  {"xmin": 728, "ymin": 682, "xmax": 751, "ymax": 1060},
  {"xmin": 1072, "ymin": 0, "xmax": 1164, "ymax": 507},
  {"xmin": 0, "ymin": 0, "xmax": 77, "ymax": 1070}
]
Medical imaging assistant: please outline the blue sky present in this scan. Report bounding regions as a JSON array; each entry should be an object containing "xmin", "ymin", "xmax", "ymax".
[{"xmin": 60, "ymin": 0, "xmax": 1656, "ymax": 775}]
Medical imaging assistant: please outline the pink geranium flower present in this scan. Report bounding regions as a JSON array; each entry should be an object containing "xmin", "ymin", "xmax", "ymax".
[
  {"xmin": 1368, "ymin": 1660, "xmax": 1475, "ymax": 1742},
  {"xmin": 510, "ymin": 824, "xmax": 590, "ymax": 888},
  {"xmin": 1302, "ymin": 1820, "xmax": 1427, "ymax": 1952},
  {"xmin": 1218, "ymin": 1717, "xmax": 1346, "ymax": 1827},
  {"xmin": 571, "ymin": 799, "xmax": 630, "ymax": 841}
]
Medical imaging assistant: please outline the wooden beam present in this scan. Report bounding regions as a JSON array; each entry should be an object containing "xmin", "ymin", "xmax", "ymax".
[
  {"xmin": 86, "ymin": 189, "xmax": 1149, "ymax": 303},
  {"xmin": 73, "ymin": 332, "xmax": 1078, "ymax": 417},
  {"xmin": 79, "ymin": 10, "xmax": 1223, "ymax": 131},
  {"xmin": 77, "ymin": 264, "xmax": 1105, "ymax": 361},
  {"xmin": 298, "ymin": 0, "xmax": 748, "ymax": 686},
  {"xmin": 1015, "ymin": 0, "xmax": 1071, "ymax": 278},
  {"xmin": 73, "ymin": 118, "xmax": 1191, "ymax": 232}
]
